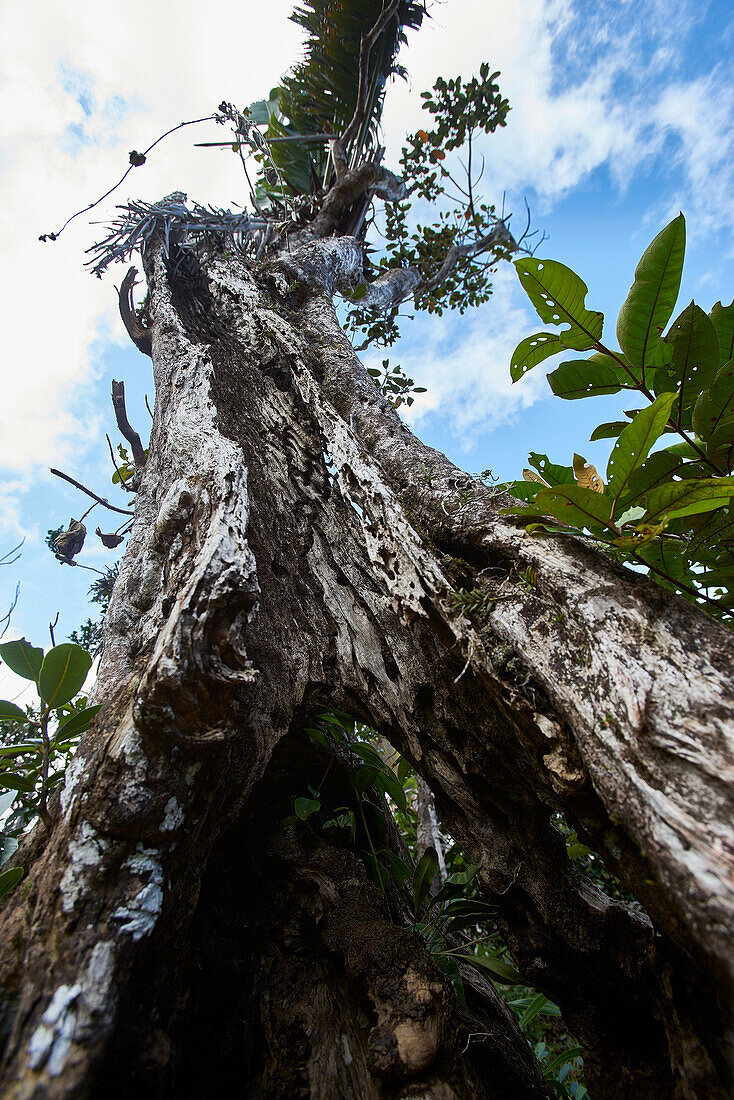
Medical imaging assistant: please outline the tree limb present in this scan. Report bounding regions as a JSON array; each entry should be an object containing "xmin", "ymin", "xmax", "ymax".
[
  {"xmin": 111, "ymin": 380, "xmax": 147, "ymax": 469},
  {"xmin": 49, "ymin": 468, "xmax": 135, "ymax": 515},
  {"xmin": 117, "ymin": 267, "xmax": 152, "ymax": 357}
]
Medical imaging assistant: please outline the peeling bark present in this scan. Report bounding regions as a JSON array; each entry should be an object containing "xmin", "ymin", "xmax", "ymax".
[{"xmin": 0, "ymin": 243, "xmax": 731, "ymax": 1099}]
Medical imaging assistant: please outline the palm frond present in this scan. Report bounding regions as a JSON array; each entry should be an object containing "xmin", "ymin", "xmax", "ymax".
[{"xmin": 259, "ymin": 0, "xmax": 425, "ymax": 201}]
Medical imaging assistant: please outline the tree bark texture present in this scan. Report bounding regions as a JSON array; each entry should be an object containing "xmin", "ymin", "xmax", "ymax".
[{"xmin": 0, "ymin": 240, "xmax": 731, "ymax": 1099}]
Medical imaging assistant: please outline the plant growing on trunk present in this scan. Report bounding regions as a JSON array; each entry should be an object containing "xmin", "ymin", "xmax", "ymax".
[{"xmin": 0, "ymin": 2, "xmax": 731, "ymax": 1098}]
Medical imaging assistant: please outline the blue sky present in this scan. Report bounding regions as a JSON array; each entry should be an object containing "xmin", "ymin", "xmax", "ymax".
[{"xmin": 1, "ymin": 0, "xmax": 733, "ymax": 702}]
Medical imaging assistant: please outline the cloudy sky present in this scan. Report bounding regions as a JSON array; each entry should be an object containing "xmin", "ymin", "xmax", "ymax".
[{"xmin": 1, "ymin": 0, "xmax": 733, "ymax": 693}]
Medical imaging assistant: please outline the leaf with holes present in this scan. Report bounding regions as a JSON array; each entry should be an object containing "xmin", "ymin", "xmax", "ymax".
[
  {"xmin": 514, "ymin": 259, "xmax": 603, "ymax": 350},
  {"xmin": 641, "ymin": 478, "xmax": 734, "ymax": 523},
  {"xmin": 693, "ymin": 358, "xmax": 734, "ymax": 441},
  {"xmin": 529, "ymin": 484, "xmax": 613, "ymax": 531},
  {"xmin": 590, "ymin": 421, "xmax": 628, "ymax": 442},
  {"xmin": 510, "ymin": 332, "xmax": 566, "ymax": 381},
  {"xmin": 617, "ymin": 214, "xmax": 686, "ymax": 372},
  {"xmin": 710, "ymin": 300, "xmax": 734, "ymax": 367},
  {"xmin": 548, "ymin": 355, "xmax": 624, "ymax": 400},
  {"xmin": 527, "ymin": 453, "xmax": 574, "ymax": 486},
  {"xmin": 606, "ymin": 393, "xmax": 676, "ymax": 506},
  {"xmin": 656, "ymin": 303, "xmax": 719, "ymax": 427},
  {"xmin": 573, "ymin": 454, "xmax": 604, "ymax": 492}
]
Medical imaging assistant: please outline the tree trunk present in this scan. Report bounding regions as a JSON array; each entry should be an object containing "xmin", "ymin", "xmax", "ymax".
[{"xmin": 0, "ymin": 240, "xmax": 731, "ymax": 1099}]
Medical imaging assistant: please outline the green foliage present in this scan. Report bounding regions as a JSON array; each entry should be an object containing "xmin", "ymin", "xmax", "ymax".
[
  {"xmin": 504, "ymin": 213, "xmax": 734, "ymax": 623},
  {"xmin": 366, "ymin": 358, "xmax": 426, "ymax": 408},
  {"xmin": 294, "ymin": 711, "xmax": 588, "ymax": 1094},
  {"xmin": 346, "ymin": 64, "xmax": 514, "ymax": 347},
  {"xmin": 0, "ymin": 638, "xmax": 97, "ymax": 892},
  {"xmin": 248, "ymin": 0, "xmax": 424, "ymax": 208}
]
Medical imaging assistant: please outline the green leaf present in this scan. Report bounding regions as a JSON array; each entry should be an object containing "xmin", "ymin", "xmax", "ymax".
[
  {"xmin": 0, "ymin": 639, "xmax": 43, "ymax": 682},
  {"xmin": 642, "ymin": 478, "xmax": 734, "ymax": 523},
  {"xmin": 363, "ymin": 852, "xmax": 390, "ymax": 889},
  {"xmin": 510, "ymin": 332, "xmax": 566, "ymax": 381},
  {"xmin": 519, "ymin": 993, "xmax": 553, "ymax": 1030},
  {"xmin": 384, "ymin": 851, "xmax": 412, "ymax": 886},
  {"xmin": 710, "ymin": 300, "xmax": 734, "ymax": 367},
  {"xmin": 527, "ymin": 453, "xmax": 574, "ymax": 486},
  {"xmin": 693, "ymin": 358, "xmax": 734, "ymax": 441},
  {"xmin": 514, "ymin": 258, "xmax": 604, "ymax": 350},
  {"xmin": 543, "ymin": 1046, "xmax": 584, "ymax": 1079},
  {"xmin": 706, "ymin": 418, "xmax": 734, "ymax": 471},
  {"xmin": 374, "ymin": 768, "xmax": 408, "ymax": 814},
  {"xmin": 38, "ymin": 644, "xmax": 92, "ymax": 709},
  {"xmin": 625, "ymin": 450, "xmax": 682, "ymax": 503},
  {"xmin": 590, "ymin": 421, "xmax": 628, "ymax": 441},
  {"xmin": 460, "ymin": 953, "xmax": 523, "ymax": 984},
  {"xmin": 547, "ymin": 355, "xmax": 624, "ymax": 400},
  {"xmin": 606, "ymin": 393, "xmax": 676, "ymax": 505},
  {"xmin": 294, "ymin": 796, "xmax": 320, "ymax": 820},
  {"xmin": 0, "ymin": 773, "xmax": 35, "ymax": 794},
  {"xmin": 350, "ymin": 764, "xmax": 379, "ymax": 797},
  {"xmin": 0, "ymin": 700, "xmax": 27, "ymax": 722},
  {"xmin": 531, "ymin": 484, "xmax": 613, "ymax": 531},
  {"xmin": 617, "ymin": 213, "xmax": 686, "ymax": 371},
  {"xmin": 53, "ymin": 704, "xmax": 102, "ymax": 745},
  {"xmin": 413, "ymin": 847, "xmax": 438, "ymax": 914},
  {"xmin": 657, "ymin": 303, "xmax": 720, "ymax": 424},
  {"xmin": 0, "ymin": 866, "xmax": 23, "ymax": 899},
  {"xmin": 0, "ymin": 744, "xmax": 41, "ymax": 758}
]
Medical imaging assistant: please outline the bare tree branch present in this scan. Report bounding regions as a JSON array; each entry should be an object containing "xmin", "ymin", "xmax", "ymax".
[
  {"xmin": 117, "ymin": 267, "xmax": 152, "ymax": 357},
  {"xmin": 49, "ymin": 469, "xmax": 135, "ymax": 516},
  {"xmin": 111, "ymin": 380, "xmax": 147, "ymax": 469}
]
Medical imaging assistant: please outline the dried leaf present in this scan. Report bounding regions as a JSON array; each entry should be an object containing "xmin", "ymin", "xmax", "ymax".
[
  {"xmin": 573, "ymin": 454, "xmax": 604, "ymax": 493},
  {"xmin": 523, "ymin": 469, "xmax": 549, "ymax": 486}
]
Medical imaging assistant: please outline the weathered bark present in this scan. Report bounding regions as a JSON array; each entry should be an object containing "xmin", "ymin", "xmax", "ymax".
[{"xmin": 0, "ymin": 240, "xmax": 731, "ymax": 1099}]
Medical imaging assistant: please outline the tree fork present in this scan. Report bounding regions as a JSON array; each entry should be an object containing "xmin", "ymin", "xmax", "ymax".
[{"xmin": 0, "ymin": 244, "xmax": 730, "ymax": 1098}]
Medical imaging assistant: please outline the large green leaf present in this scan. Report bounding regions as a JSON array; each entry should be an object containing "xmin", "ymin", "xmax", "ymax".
[
  {"xmin": 53, "ymin": 704, "xmax": 102, "ymax": 745},
  {"xmin": 657, "ymin": 303, "xmax": 719, "ymax": 426},
  {"xmin": 625, "ymin": 449, "xmax": 682, "ymax": 503},
  {"xmin": 38, "ymin": 644, "xmax": 92, "ymax": 709},
  {"xmin": 0, "ymin": 773, "xmax": 35, "ymax": 794},
  {"xmin": 514, "ymin": 259, "xmax": 603, "ymax": 350},
  {"xmin": 642, "ymin": 478, "xmax": 734, "ymax": 523},
  {"xmin": 0, "ymin": 700, "xmax": 27, "ymax": 722},
  {"xmin": 617, "ymin": 214, "xmax": 686, "ymax": 372},
  {"xmin": 589, "ymin": 420, "xmax": 628, "ymax": 442},
  {"xmin": 527, "ymin": 453, "xmax": 574, "ymax": 486},
  {"xmin": 0, "ymin": 866, "xmax": 23, "ymax": 900},
  {"xmin": 374, "ymin": 768, "xmax": 408, "ymax": 815},
  {"xmin": 510, "ymin": 332, "xmax": 566, "ymax": 381},
  {"xmin": 413, "ymin": 847, "xmax": 438, "ymax": 914},
  {"xmin": 461, "ymin": 953, "xmax": 523, "ymax": 985},
  {"xmin": 706, "ymin": 418, "xmax": 734, "ymax": 471},
  {"xmin": 606, "ymin": 393, "xmax": 676, "ymax": 505},
  {"xmin": 547, "ymin": 354, "xmax": 624, "ymax": 400},
  {"xmin": 0, "ymin": 639, "xmax": 43, "ymax": 682},
  {"xmin": 692, "ymin": 358, "xmax": 734, "ymax": 441},
  {"xmin": 530, "ymin": 484, "xmax": 613, "ymax": 530},
  {"xmin": 710, "ymin": 300, "xmax": 734, "ymax": 367}
]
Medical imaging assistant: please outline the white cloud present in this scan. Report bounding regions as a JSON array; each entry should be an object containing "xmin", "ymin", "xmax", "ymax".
[{"xmin": 368, "ymin": 268, "xmax": 548, "ymax": 449}]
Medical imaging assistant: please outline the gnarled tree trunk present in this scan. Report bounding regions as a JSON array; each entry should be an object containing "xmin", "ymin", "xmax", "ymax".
[{"xmin": 0, "ymin": 237, "xmax": 731, "ymax": 1099}]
